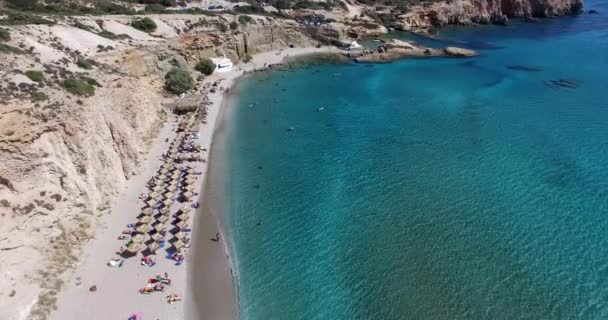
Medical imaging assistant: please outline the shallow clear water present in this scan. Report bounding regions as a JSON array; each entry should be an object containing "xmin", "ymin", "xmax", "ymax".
[{"xmin": 221, "ymin": 3, "xmax": 608, "ymax": 319}]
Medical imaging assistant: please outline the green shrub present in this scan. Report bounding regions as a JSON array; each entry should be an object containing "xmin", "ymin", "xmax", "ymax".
[
  {"xmin": 80, "ymin": 76, "xmax": 101, "ymax": 87},
  {"xmin": 0, "ymin": 43, "xmax": 24, "ymax": 54},
  {"xmin": 145, "ymin": 4, "xmax": 166, "ymax": 13},
  {"xmin": 164, "ymin": 67, "xmax": 193, "ymax": 94},
  {"xmin": 25, "ymin": 70, "xmax": 44, "ymax": 82},
  {"xmin": 77, "ymin": 57, "xmax": 95, "ymax": 70},
  {"xmin": 195, "ymin": 58, "xmax": 215, "ymax": 75},
  {"xmin": 6, "ymin": 0, "xmax": 38, "ymax": 9},
  {"xmin": 73, "ymin": 22, "xmax": 93, "ymax": 32},
  {"xmin": 31, "ymin": 92, "xmax": 48, "ymax": 102},
  {"xmin": 160, "ymin": 0, "xmax": 177, "ymax": 6},
  {"xmin": 217, "ymin": 23, "xmax": 227, "ymax": 33},
  {"xmin": 63, "ymin": 78, "xmax": 96, "ymax": 97},
  {"xmin": 131, "ymin": 17, "xmax": 157, "ymax": 33},
  {"xmin": 97, "ymin": 30, "xmax": 131, "ymax": 40},
  {"xmin": 0, "ymin": 12, "xmax": 55, "ymax": 26},
  {"xmin": 229, "ymin": 21, "xmax": 239, "ymax": 30},
  {"xmin": 238, "ymin": 15, "xmax": 254, "ymax": 25},
  {"xmin": 0, "ymin": 28, "xmax": 10, "ymax": 42}
]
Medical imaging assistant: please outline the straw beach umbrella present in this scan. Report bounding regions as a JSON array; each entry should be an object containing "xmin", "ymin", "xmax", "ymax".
[
  {"xmin": 151, "ymin": 233, "xmax": 164, "ymax": 242},
  {"xmin": 163, "ymin": 198, "xmax": 173, "ymax": 207},
  {"xmin": 142, "ymin": 208, "xmax": 154, "ymax": 215},
  {"xmin": 135, "ymin": 225, "xmax": 148, "ymax": 234},
  {"xmin": 131, "ymin": 234, "xmax": 145, "ymax": 243},
  {"xmin": 138, "ymin": 216, "xmax": 152, "ymax": 224},
  {"xmin": 146, "ymin": 199, "xmax": 157, "ymax": 207},
  {"xmin": 158, "ymin": 215, "xmax": 169, "ymax": 224},
  {"xmin": 175, "ymin": 221, "xmax": 187, "ymax": 230},
  {"xmin": 172, "ymin": 240, "xmax": 185, "ymax": 251},
  {"xmin": 126, "ymin": 242, "xmax": 142, "ymax": 254},
  {"xmin": 147, "ymin": 241, "xmax": 160, "ymax": 254},
  {"xmin": 174, "ymin": 231, "xmax": 186, "ymax": 240},
  {"xmin": 154, "ymin": 223, "xmax": 165, "ymax": 233},
  {"xmin": 149, "ymin": 192, "xmax": 160, "ymax": 199}
]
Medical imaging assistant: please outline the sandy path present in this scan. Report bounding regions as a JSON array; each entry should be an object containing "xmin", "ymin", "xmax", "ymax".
[{"xmin": 50, "ymin": 46, "xmax": 343, "ymax": 320}]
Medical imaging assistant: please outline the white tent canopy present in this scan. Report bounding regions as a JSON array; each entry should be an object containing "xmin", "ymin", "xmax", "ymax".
[{"xmin": 211, "ymin": 57, "xmax": 233, "ymax": 73}]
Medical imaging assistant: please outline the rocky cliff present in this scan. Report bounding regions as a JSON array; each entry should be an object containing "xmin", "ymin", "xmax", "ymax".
[{"xmin": 396, "ymin": 0, "xmax": 583, "ymax": 32}]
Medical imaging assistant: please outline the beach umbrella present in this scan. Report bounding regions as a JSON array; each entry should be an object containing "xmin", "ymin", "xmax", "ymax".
[
  {"xmin": 174, "ymin": 231, "xmax": 186, "ymax": 240},
  {"xmin": 172, "ymin": 240, "xmax": 185, "ymax": 251},
  {"xmin": 159, "ymin": 207, "xmax": 170, "ymax": 214},
  {"xmin": 149, "ymin": 192, "xmax": 160, "ymax": 199},
  {"xmin": 183, "ymin": 191, "xmax": 193, "ymax": 199},
  {"xmin": 158, "ymin": 215, "xmax": 169, "ymax": 223},
  {"xmin": 142, "ymin": 208, "xmax": 154, "ymax": 215},
  {"xmin": 180, "ymin": 206, "xmax": 191, "ymax": 214},
  {"xmin": 185, "ymin": 185, "xmax": 196, "ymax": 192},
  {"xmin": 151, "ymin": 233, "xmax": 164, "ymax": 242},
  {"xmin": 147, "ymin": 241, "xmax": 160, "ymax": 254},
  {"xmin": 146, "ymin": 199, "xmax": 157, "ymax": 207},
  {"xmin": 126, "ymin": 242, "xmax": 142, "ymax": 254},
  {"xmin": 178, "ymin": 215, "xmax": 190, "ymax": 222},
  {"xmin": 175, "ymin": 221, "xmax": 187, "ymax": 230},
  {"xmin": 175, "ymin": 213, "xmax": 187, "ymax": 221},
  {"xmin": 163, "ymin": 198, "xmax": 173, "ymax": 207},
  {"xmin": 154, "ymin": 223, "xmax": 165, "ymax": 233},
  {"xmin": 152, "ymin": 185, "xmax": 163, "ymax": 192},
  {"xmin": 158, "ymin": 174, "xmax": 167, "ymax": 180},
  {"xmin": 134, "ymin": 225, "xmax": 148, "ymax": 234},
  {"xmin": 165, "ymin": 191, "xmax": 175, "ymax": 199},
  {"xmin": 167, "ymin": 185, "xmax": 177, "ymax": 192},
  {"xmin": 160, "ymin": 168, "xmax": 169, "ymax": 175},
  {"xmin": 131, "ymin": 234, "xmax": 145, "ymax": 243},
  {"xmin": 138, "ymin": 216, "xmax": 152, "ymax": 224}
]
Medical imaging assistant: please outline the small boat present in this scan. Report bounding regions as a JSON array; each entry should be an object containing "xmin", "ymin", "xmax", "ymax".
[
  {"xmin": 286, "ymin": 127, "xmax": 295, "ymax": 132},
  {"xmin": 317, "ymin": 107, "xmax": 325, "ymax": 111},
  {"xmin": 249, "ymin": 104, "xmax": 255, "ymax": 108}
]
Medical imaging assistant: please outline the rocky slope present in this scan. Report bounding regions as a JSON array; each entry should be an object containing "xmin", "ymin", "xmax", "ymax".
[
  {"xmin": 0, "ymin": 13, "xmax": 326, "ymax": 320},
  {"xmin": 396, "ymin": 0, "xmax": 583, "ymax": 32}
]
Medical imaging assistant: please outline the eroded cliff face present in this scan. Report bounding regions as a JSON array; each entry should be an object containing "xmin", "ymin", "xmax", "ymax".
[{"xmin": 397, "ymin": 0, "xmax": 583, "ymax": 31}]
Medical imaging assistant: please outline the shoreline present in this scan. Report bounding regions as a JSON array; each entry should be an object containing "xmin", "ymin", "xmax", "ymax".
[
  {"xmin": 186, "ymin": 46, "xmax": 347, "ymax": 320},
  {"xmin": 48, "ymin": 45, "xmax": 345, "ymax": 320}
]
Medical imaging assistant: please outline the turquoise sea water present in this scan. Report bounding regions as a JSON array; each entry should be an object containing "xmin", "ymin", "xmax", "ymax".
[{"xmin": 221, "ymin": 3, "xmax": 608, "ymax": 319}]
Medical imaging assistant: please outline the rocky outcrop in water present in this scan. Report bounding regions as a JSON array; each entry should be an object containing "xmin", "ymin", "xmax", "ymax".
[{"xmin": 353, "ymin": 39, "xmax": 476, "ymax": 63}]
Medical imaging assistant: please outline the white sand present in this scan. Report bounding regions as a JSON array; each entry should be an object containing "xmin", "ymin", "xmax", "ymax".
[
  {"xmin": 50, "ymin": 25, "xmax": 117, "ymax": 56},
  {"xmin": 101, "ymin": 20, "xmax": 159, "ymax": 43},
  {"xmin": 50, "ymin": 46, "xmax": 343, "ymax": 320}
]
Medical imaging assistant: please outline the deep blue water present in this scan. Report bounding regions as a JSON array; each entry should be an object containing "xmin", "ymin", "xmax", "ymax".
[{"xmin": 221, "ymin": 3, "xmax": 608, "ymax": 319}]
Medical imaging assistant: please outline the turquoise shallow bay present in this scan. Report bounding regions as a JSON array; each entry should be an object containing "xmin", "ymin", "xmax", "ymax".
[{"xmin": 220, "ymin": 2, "xmax": 608, "ymax": 319}]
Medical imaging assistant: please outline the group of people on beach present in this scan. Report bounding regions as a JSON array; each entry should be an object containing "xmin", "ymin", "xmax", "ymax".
[{"xmin": 103, "ymin": 108, "xmax": 209, "ymax": 319}]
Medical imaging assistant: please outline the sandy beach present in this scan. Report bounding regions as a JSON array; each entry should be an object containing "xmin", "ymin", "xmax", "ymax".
[{"xmin": 50, "ymin": 46, "xmax": 343, "ymax": 320}]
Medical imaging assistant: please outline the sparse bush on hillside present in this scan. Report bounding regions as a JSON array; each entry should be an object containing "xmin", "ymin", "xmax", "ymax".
[
  {"xmin": 131, "ymin": 17, "xmax": 157, "ymax": 33},
  {"xmin": 195, "ymin": 58, "xmax": 216, "ymax": 75},
  {"xmin": 6, "ymin": 0, "xmax": 38, "ymax": 9},
  {"xmin": 25, "ymin": 70, "xmax": 44, "ymax": 82},
  {"xmin": 164, "ymin": 67, "xmax": 193, "ymax": 94},
  {"xmin": 0, "ymin": 43, "xmax": 24, "ymax": 54},
  {"xmin": 76, "ymin": 57, "xmax": 95, "ymax": 70},
  {"xmin": 98, "ymin": 30, "xmax": 131, "ymax": 40},
  {"xmin": 73, "ymin": 21, "xmax": 93, "ymax": 32},
  {"xmin": 145, "ymin": 4, "xmax": 167, "ymax": 13},
  {"xmin": 63, "ymin": 77, "xmax": 97, "ymax": 97},
  {"xmin": 238, "ymin": 15, "xmax": 254, "ymax": 25},
  {"xmin": 229, "ymin": 21, "xmax": 239, "ymax": 30},
  {"xmin": 217, "ymin": 23, "xmax": 228, "ymax": 33},
  {"xmin": 0, "ymin": 12, "xmax": 55, "ymax": 26},
  {"xmin": 31, "ymin": 91, "xmax": 48, "ymax": 102},
  {"xmin": 160, "ymin": 0, "xmax": 177, "ymax": 6},
  {"xmin": 0, "ymin": 28, "xmax": 10, "ymax": 42}
]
